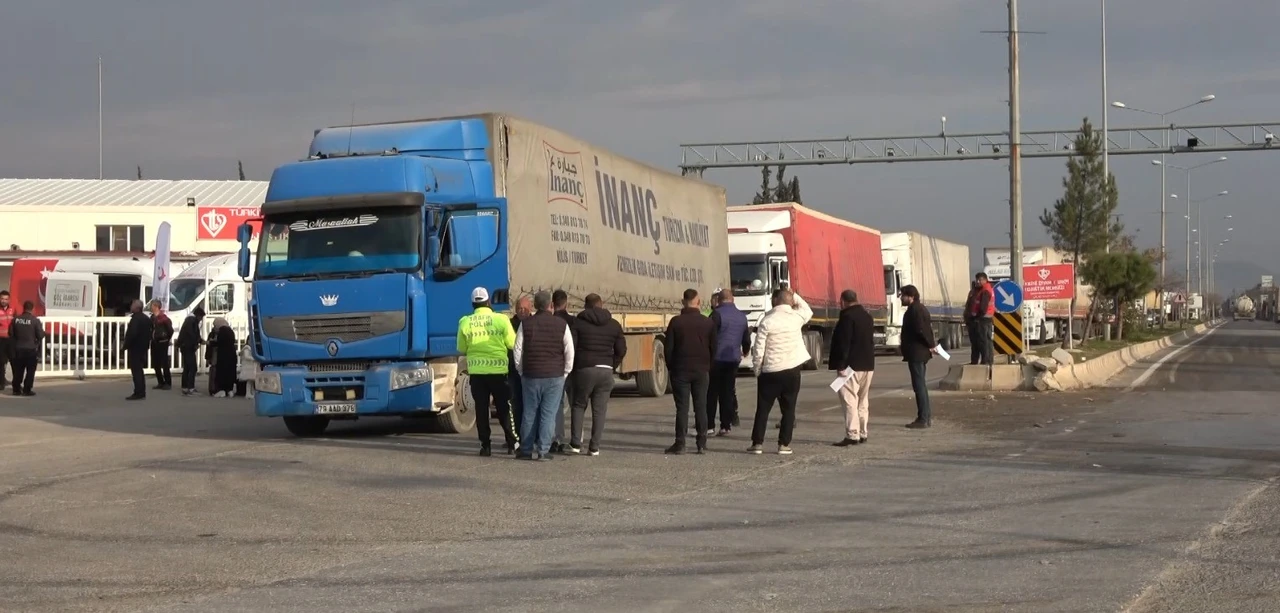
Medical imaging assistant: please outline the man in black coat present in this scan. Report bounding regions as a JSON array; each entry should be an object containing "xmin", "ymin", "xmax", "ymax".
[
  {"xmin": 550, "ymin": 289, "xmax": 577, "ymax": 453},
  {"xmin": 568, "ymin": 293, "xmax": 626, "ymax": 455},
  {"xmin": 508, "ymin": 294, "xmax": 533, "ymax": 438},
  {"xmin": 122, "ymin": 299, "xmax": 153, "ymax": 400},
  {"xmin": 898, "ymin": 285, "xmax": 938, "ymax": 428},
  {"xmin": 663, "ymin": 288, "xmax": 717, "ymax": 454},
  {"xmin": 828, "ymin": 290, "xmax": 876, "ymax": 446},
  {"xmin": 175, "ymin": 306, "xmax": 206, "ymax": 395}
]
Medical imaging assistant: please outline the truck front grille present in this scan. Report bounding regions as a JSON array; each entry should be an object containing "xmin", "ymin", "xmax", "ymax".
[
  {"xmin": 294, "ymin": 316, "xmax": 373, "ymax": 343},
  {"xmin": 260, "ymin": 311, "xmax": 406, "ymax": 344},
  {"xmin": 307, "ymin": 361, "xmax": 375, "ymax": 373}
]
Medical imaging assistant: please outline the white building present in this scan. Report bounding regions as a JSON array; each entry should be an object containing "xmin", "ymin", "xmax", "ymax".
[{"xmin": 0, "ymin": 178, "xmax": 268, "ymax": 290}]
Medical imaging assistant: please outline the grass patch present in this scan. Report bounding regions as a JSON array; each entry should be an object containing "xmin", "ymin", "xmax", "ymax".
[{"xmin": 1028, "ymin": 323, "xmax": 1192, "ymax": 363}]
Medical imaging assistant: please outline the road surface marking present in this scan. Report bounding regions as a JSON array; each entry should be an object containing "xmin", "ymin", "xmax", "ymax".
[{"xmin": 1125, "ymin": 325, "xmax": 1220, "ymax": 391}]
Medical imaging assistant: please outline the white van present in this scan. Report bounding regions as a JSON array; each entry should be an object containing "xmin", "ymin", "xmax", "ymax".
[{"xmin": 167, "ymin": 254, "xmax": 251, "ymax": 329}]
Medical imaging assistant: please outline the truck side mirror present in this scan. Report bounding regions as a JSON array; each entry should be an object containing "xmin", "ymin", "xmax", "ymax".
[{"xmin": 236, "ymin": 223, "xmax": 252, "ymax": 279}]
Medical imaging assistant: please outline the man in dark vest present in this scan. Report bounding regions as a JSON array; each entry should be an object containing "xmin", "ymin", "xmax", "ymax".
[
  {"xmin": 513, "ymin": 291, "xmax": 575, "ymax": 461},
  {"xmin": 707, "ymin": 288, "xmax": 750, "ymax": 436}
]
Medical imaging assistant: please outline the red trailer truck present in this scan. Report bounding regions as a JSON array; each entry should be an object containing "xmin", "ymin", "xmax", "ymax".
[{"xmin": 726, "ymin": 202, "xmax": 885, "ymax": 368}]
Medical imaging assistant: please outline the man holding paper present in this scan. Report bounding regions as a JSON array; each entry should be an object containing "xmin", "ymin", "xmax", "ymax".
[{"xmin": 828, "ymin": 290, "xmax": 875, "ymax": 446}]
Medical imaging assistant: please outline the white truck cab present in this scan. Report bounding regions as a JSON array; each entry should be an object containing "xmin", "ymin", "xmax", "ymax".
[{"xmin": 727, "ymin": 232, "xmax": 790, "ymax": 369}]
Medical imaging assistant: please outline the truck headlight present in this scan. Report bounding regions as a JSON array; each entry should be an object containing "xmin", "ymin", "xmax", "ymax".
[
  {"xmin": 390, "ymin": 366, "xmax": 432, "ymax": 391},
  {"xmin": 255, "ymin": 372, "xmax": 282, "ymax": 394}
]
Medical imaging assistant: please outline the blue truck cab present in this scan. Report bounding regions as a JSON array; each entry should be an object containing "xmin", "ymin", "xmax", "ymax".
[{"xmin": 235, "ymin": 117, "xmax": 507, "ymax": 437}]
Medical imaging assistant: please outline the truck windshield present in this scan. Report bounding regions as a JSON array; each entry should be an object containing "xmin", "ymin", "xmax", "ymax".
[
  {"xmin": 255, "ymin": 207, "xmax": 421, "ymax": 279},
  {"xmin": 729, "ymin": 258, "xmax": 769, "ymax": 296},
  {"xmin": 169, "ymin": 278, "xmax": 205, "ymax": 310}
]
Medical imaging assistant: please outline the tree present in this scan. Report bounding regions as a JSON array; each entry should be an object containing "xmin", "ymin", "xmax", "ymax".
[
  {"xmin": 1081, "ymin": 252, "xmax": 1157, "ymax": 341},
  {"xmin": 136, "ymin": 165, "xmax": 142, "ymax": 180},
  {"xmin": 752, "ymin": 164, "xmax": 773, "ymax": 204},
  {"xmin": 751, "ymin": 153, "xmax": 803, "ymax": 204},
  {"xmin": 1039, "ymin": 117, "xmax": 1122, "ymax": 348},
  {"xmin": 237, "ymin": 160, "xmax": 246, "ymax": 181}
]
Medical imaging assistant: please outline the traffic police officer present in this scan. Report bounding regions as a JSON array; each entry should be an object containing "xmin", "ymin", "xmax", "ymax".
[{"xmin": 457, "ymin": 287, "xmax": 519, "ymax": 456}]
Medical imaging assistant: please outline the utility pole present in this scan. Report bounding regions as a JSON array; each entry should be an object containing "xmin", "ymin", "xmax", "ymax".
[
  {"xmin": 98, "ymin": 56, "xmax": 103, "ymax": 180},
  {"xmin": 1101, "ymin": 0, "xmax": 1110, "ymax": 253},
  {"xmin": 1008, "ymin": 0, "xmax": 1024, "ymax": 333}
]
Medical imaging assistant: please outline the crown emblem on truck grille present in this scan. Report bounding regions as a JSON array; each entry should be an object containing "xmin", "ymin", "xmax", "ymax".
[{"xmin": 320, "ymin": 294, "xmax": 339, "ymax": 306}]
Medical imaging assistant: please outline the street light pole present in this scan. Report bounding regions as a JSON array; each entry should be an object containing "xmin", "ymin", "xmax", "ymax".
[
  {"xmin": 1100, "ymin": 0, "xmax": 1109, "ymax": 254},
  {"xmin": 1112, "ymin": 94, "xmax": 1215, "ymax": 318},
  {"xmin": 1162, "ymin": 155, "xmax": 1227, "ymax": 319}
]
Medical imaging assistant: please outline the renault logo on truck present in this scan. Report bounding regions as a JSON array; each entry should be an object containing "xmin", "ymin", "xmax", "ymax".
[
  {"xmin": 326, "ymin": 339, "xmax": 340, "ymax": 357},
  {"xmin": 320, "ymin": 294, "xmax": 339, "ymax": 306}
]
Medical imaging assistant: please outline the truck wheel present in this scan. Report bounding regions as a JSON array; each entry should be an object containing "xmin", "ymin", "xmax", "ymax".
[
  {"xmin": 802, "ymin": 331, "xmax": 822, "ymax": 370},
  {"xmin": 434, "ymin": 404, "xmax": 476, "ymax": 434},
  {"xmin": 635, "ymin": 340, "xmax": 669, "ymax": 397},
  {"xmin": 283, "ymin": 416, "xmax": 330, "ymax": 437}
]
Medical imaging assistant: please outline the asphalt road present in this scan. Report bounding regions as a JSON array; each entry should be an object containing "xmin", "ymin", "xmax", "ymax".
[{"xmin": 2, "ymin": 331, "xmax": 1278, "ymax": 612}]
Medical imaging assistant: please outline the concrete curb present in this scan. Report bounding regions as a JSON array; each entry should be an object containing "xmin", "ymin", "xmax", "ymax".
[{"xmin": 936, "ymin": 321, "xmax": 1219, "ymax": 392}]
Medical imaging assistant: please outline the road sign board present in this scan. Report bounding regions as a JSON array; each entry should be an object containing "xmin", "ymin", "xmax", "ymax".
[
  {"xmin": 1173, "ymin": 293, "xmax": 1186, "ymax": 304},
  {"xmin": 993, "ymin": 279, "xmax": 1022, "ymax": 313},
  {"xmin": 993, "ymin": 312, "xmax": 1024, "ymax": 355},
  {"xmin": 1022, "ymin": 264, "xmax": 1075, "ymax": 300}
]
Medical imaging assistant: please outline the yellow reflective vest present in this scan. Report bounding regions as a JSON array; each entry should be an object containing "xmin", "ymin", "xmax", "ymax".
[{"xmin": 456, "ymin": 307, "xmax": 516, "ymax": 375}]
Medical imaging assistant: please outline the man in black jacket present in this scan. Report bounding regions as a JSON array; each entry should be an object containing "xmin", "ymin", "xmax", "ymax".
[
  {"xmin": 550, "ymin": 289, "xmax": 576, "ymax": 453},
  {"xmin": 663, "ymin": 288, "xmax": 717, "ymax": 454},
  {"xmin": 568, "ymin": 293, "xmax": 626, "ymax": 455},
  {"xmin": 9, "ymin": 301, "xmax": 43, "ymax": 396},
  {"xmin": 122, "ymin": 299, "xmax": 153, "ymax": 400},
  {"xmin": 175, "ymin": 306, "xmax": 206, "ymax": 396},
  {"xmin": 508, "ymin": 294, "xmax": 533, "ymax": 437},
  {"xmin": 899, "ymin": 285, "xmax": 938, "ymax": 429},
  {"xmin": 828, "ymin": 290, "xmax": 876, "ymax": 446}
]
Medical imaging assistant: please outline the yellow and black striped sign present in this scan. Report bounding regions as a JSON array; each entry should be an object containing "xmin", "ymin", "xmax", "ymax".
[{"xmin": 993, "ymin": 312, "xmax": 1024, "ymax": 355}]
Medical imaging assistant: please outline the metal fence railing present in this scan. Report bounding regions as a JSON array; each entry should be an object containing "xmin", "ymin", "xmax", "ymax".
[{"xmin": 28, "ymin": 316, "xmax": 252, "ymax": 380}]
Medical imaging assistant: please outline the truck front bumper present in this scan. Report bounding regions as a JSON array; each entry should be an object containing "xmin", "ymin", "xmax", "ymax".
[{"xmin": 252, "ymin": 362, "xmax": 436, "ymax": 418}]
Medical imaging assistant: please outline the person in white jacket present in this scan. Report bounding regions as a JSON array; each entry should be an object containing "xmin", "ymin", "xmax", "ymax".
[{"xmin": 748, "ymin": 287, "xmax": 813, "ymax": 455}]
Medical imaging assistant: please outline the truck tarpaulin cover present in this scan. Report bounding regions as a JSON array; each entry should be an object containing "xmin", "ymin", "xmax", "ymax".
[
  {"xmin": 727, "ymin": 203, "xmax": 884, "ymax": 312},
  {"xmin": 499, "ymin": 117, "xmax": 729, "ymax": 312}
]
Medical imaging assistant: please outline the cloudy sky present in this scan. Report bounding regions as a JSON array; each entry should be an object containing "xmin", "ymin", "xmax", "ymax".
[{"xmin": 2, "ymin": 0, "xmax": 1278, "ymax": 291}]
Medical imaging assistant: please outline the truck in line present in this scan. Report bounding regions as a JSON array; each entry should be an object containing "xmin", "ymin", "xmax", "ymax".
[
  {"xmin": 1233, "ymin": 295, "xmax": 1255, "ymax": 321},
  {"xmin": 881, "ymin": 232, "xmax": 971, "ymax": 351},
  {"xmin": 234, "ymin": 113, "xmax": 729, "ymax": 437},
  {"xmin": 982, "ymin": 246, "xmax": 1092, "ymax": 343},
  {"xmin": 726, "ymin": 203, "xmax": 884, "ymax": 368}
]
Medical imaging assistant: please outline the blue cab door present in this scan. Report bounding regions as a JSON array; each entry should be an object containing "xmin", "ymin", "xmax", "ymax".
[{"xmin": 424, "ymin": 198, "xmax": 509, "ymax": 357}]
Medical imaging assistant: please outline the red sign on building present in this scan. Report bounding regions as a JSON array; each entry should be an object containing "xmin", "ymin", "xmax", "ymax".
[
  {"xmin": 1022, "ymin": 263, "xmax": 1075, "ymax": 300},
  {"xmin": 197, "ymin": 206, "xmax": 262, "ymax": 240}
]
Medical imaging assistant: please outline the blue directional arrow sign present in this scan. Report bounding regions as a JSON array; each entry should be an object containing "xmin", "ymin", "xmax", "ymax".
[{"xmin": 993, "ymin": 279, "xmax": 1023, "ymax": 313}]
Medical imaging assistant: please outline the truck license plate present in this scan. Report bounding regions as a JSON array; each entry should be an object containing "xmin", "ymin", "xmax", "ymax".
[{"xmin": 315, "ymin": 402, "xmax": 357, "ymax": 415}]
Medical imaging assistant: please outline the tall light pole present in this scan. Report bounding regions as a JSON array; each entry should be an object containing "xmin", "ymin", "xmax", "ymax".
[
  {"xmin": 1112, "ymin": 94, "xmax": 1215, "ymax": 316},
  {"xmin": 1162, "ymin": 156, "xmax": 1227, "ymax": 317},
  {"xmin": 1100, "ymin": 0, "xmax": 1109, "ymax": 227},
  {"xmin": 98, "ymin": 56, "xmax": 103, "ymax": 180},
  {"xmin": 1008, "ymin": 0, "xmax": 1025, "ymax": 339}
]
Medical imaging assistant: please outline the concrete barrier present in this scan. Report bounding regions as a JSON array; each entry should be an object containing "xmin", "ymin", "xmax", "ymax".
[
  {"xmin": 938, "ymin": 364, "xmax": 992, "ymax": 391},
  {"xmin": 974, "ymin": 322, "xmax": 1215, "ymax": 391}
]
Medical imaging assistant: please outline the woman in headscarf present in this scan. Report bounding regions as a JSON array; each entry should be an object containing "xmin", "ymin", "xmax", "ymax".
[{"xmin": 207, "ymin": 317, "xmax": 238, "ymax": 397}]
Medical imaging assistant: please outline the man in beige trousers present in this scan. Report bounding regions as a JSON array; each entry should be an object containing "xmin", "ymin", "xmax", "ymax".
[{"xmin": 827, "ymin": 290, "xmax": 876, "ymax": 446}]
